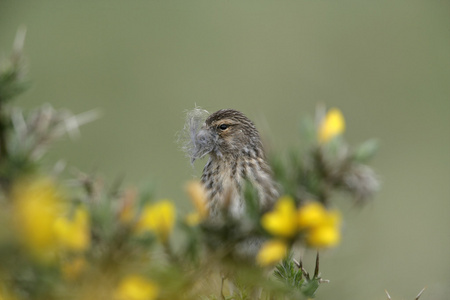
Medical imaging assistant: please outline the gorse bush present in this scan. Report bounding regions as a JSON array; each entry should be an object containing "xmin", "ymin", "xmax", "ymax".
[{"xmin": 0, "ymin": 29, "xmax": 382, "ymax": 300}]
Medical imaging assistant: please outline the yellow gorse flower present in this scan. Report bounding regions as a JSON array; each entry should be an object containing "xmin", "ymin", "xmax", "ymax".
[
  {"xmin": 185, "ymin": 181, "xmax": 209, "ymax": 226},
  {"xmin": 12, "ymin": 177, "xmax": 92, "ymax": 261},
  {"xmin": 318, "ymin": 108, "xmax": 345, "ymax": 143},
  {"xmin": 12, "ymin": 177, "xmax": 66, "ymax": 261},
  {"xmin": 307, "ymin": 223, "xmax": 340, "ymax": 248},
  {"xmin": 256, "ymin": 239, "xmax": 288, "ymax": 266},
  {"xmin": 261, "ymin": 196, "xmax": 298, "ymax": 238},
  {"xmin": 297, "ymin": 202, "xmax": 328, "ymax": 229},
  {"xmin": 260, "ymin": 196, "xmax": 341, "ymax": 250},
  {"xmin": 136, "ymin": 200, "xmax": 175, "ymax": 243},
  {"xmin": 115, "ymin": 275, "xmax": 159, "ymax": 300},
  {"xmin": 298, "ymin": 202, "xmax": 341, "ymax": 248},
  {"xmin": 54, "ymin": 206, "xmax": 90, "ymax": 251}
]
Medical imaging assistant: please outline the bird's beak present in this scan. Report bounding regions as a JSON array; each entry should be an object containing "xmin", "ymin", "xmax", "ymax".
[{"xmin": 191, "ymin": 126, "xmax": 215, "ymax": 163}]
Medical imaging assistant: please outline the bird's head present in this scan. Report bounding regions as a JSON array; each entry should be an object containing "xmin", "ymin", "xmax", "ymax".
[{"xmin": 182, "ymin": 108, "xmax": 262, "ymax": 163}]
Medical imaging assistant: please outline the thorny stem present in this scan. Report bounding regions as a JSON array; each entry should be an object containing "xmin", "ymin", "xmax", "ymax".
[
  {"xmin": 294, "ymin": 252, "xmax": 329, "ymax": 284},
  {"xmin": 385, "ymin": 287, "xmax": 426, "ymax": 300},
  {"xmin": 313, "ymin": 149, "xmax": 332, "ymax": 205},
  {"xmin": 293, "ymin": 258, "xmax": 309, "ymax": 280},
  {"xmin": 415, "ymin": 287, "xmax": 426, "ymax": 300},
  {"xmin": 293, "ymin": 258, "xmax": 301, "ymax": 269},
  {"xmin": 313, "ymin": 251, "xmax": 320, "ymax": 278}
]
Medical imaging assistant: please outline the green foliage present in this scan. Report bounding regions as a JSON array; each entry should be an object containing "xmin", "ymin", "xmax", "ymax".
[
  {"xmin": 0, "ymin": 28, "xmax": 29, "ymax": 103},
  {"xmin": 274, "ymin": 256, "xmax": 304, "ymax": 291},
  {"xmin": 353, "ymin": 138, "xmax": 379, "ymax": 163},
  {"xmin": 273, "ymin": 254, "xmax": 323, "ymax": 299},
  {"xmin": 270, "ymin": 124, "xmax": 379, "ymax": 206},
  {"xmin": 300, "ymin": 278, "xmax": 320, "ymax": 298}
]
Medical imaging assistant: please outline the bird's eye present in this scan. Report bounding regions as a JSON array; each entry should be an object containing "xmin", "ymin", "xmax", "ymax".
[{"xmin": 218, "ymin": 124, "xmax": 229, "ymax": 131}]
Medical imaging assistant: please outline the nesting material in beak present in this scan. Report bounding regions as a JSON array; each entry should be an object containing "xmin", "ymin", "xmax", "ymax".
[{"xmin": 180, "ymin": 107, "xmax": 213, "ymax": 164}]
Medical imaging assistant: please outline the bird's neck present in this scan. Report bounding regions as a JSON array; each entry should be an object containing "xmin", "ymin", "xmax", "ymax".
[{"xmin": 201, "ymin": 152, "xmax": 278, "ymax": 217}]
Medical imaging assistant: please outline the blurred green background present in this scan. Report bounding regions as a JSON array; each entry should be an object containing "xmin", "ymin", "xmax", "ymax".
[{"xmin": 1, "ymin": 1, "xmax": 449, "ymax": 299}]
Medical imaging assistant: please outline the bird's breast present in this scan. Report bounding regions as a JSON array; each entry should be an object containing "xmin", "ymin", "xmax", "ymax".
[{"xmin": 201, "ymin": 155, "xmax": 278, "ymax": 218}]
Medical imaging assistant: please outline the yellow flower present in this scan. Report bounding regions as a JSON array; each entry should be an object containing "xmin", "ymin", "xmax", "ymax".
[
  {"xmin": 54, "ymin": 206, "xmax": 90, "ymax": 251},
  {"xmin": 136, "ymin": 200, "xmax": 175, "ymax": 243},
  {"xmin": 307, "ymin": 224, "xmax": 340, "ymax": 248},
  {"xmin": 115, "ymin": 275, "xmax": 159, "ymax": 300},
  {"xmin": 12, "ymin": 177, "xmax": 92, "ymax": 261},
  {"xmin": 297, "ymin": 202, "xmax": 327, "ymax": 229},
  {"xmin": 185, "ymin": 181, "xmax": 209, "ymax": 225},
  {"xmin": 12, "ymin": 177, "xmax": 66, "ymax": 261},
  {"xmin": 298, "ymin": 202, "xmax": 341, "ymax": 248},
  {"xmin": 261, "ymin": 196, "xmax": 298, "ymax": 238},
  {"xmin": 318, "ymin": 108, "xmax": 345, "ymax": 143},
  {"xmin": 256, "ymin": 239, "xmax": 288, "ymax": 266}
]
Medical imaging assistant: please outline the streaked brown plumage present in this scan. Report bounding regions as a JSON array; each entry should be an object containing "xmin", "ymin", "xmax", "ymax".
[{"xmin": 188, "ymin": 108, "xmax": 278, "ymax": 218}]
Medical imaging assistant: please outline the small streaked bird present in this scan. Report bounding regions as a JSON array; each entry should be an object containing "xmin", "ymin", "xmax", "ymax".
[
  {"xmin": 183, "ymin": 108, "xmax": 279, "ymax": 219},
  {"xmin": 182, "ymin": 108, "xmax": 280, "ymax": 297}
]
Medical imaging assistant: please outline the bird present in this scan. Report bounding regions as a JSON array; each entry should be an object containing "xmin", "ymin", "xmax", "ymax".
[
  {"xmin": 185, "ymin": 108, "xmax": 279, "ymax": 219},
  {"xmin": 182, "ymin": 108, "xmax": 280, "ymax": 298}
]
